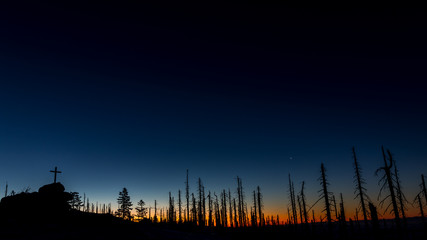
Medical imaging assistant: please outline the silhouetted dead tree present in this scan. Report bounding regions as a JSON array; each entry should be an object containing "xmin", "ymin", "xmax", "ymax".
[
  {"xmin": 297, "ymin": 195, "xmax": 304, "ymax": 225},
  {"xmin": 154, "ymin": 200, "xmax": 158, "ymax": 222},
  {"xmin": 332, "ymin": 195, "xmax": 338, "ymax": 221},
  {"xmin": 191, "ymin": 193, "xmax": 196, "ymax": 223},
  {"xmin": 300, "ymin": 181, "xmax": 309, "ymax": 225},
  {"xmin": 257, "ymin": 186, "xmax": 263, "ymax": 226},
  {"xmin": 233, "ymin": 197, "xmax": 238, "ymax": 227},
  {"xmin": 214, "ymin": 192, "xmax": 220, "ymax": 226},
  {"xmin": 369, "ymin": 202, "xmax": 380, "ymax": 232},
  {"xmin": 228, "ymin": 189, "xmax": 233, "ymax": 227},
  {"xmin": 422, "ymin": 174, "xmax": 427, "ymax": 205},
  {"xmin": 415, "ymin": 194, "xmax": 425, "ymax": 224},
  {"xmin": 319, "ymin": 163, "xmax": 332, "ymax": 228},
  {"xmin": 222, "ymin": 189, "xmax": 227, "ymax": 227},
  {"xmin": 393, "ymin": 158, "xmax": 408, "ymax": 228},
  {"xmin": 376, "ymin": 146, "xmax": 400, "ymax": 229},
  {"xmin": 208, "ymin": 191, "xmax": 213, "ymax": 226},
  {"xmin": 198, "ymin": 178, "xmax": 204, "ymax": 226},
  {"xmin": 288, "ymin": 174, "xmax": 298, "ymax": 225},
  {"xmin": 339, "ymin": 193, "xmax": 346, "ymax": 230},
  {"xmin": 178, "ymin": 190, "xmax": 182, "ymax": 223},
  {"xmin": 168, "ymin": 192, "xmax": 175, "ymax": 223},
  {"xmin": 352, "ymin": 147, "xmax": 370, "ymax": 228},
  {"xmin": 252, "ymin": 190, "xmax": 257, "ymax": 226},
  {"xmin": 236, "ymin": 176, "xmax": 246, "ymax": 227},
  {"xmin": 202, "ymin": 185, "xmax": 206, "ymax": 225},
  {"xmin": 186, "ymin": 169, "xmax": 190, "ymax": 223}
]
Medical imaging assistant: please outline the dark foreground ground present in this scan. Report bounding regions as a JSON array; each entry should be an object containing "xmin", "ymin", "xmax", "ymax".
[{"xmin": 1, "ymin": 215, "xmax": 426, "ymax": 240}]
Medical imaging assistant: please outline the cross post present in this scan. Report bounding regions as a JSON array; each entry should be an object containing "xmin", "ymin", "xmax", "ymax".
[{"xmin": 50, "ymin": 166, "xmax": 62, "ymax": 183}]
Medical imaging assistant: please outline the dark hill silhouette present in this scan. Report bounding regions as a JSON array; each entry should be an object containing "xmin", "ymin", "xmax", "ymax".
[{"xmin": 0, "ymin": 182, "xmax": 72, "ymax": 223}]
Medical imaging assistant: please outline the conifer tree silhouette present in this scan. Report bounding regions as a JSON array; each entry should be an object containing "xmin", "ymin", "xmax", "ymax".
[
  {"xmin": 376, "ymin": 147, "xmax": 400, "ymax": 229},
  {"xmin": 117, "ymin": 188, "xmax": 133, "ymax": 220},
  {"xmin": 352, "ymin": 147, "xmax": 370, "ymax": 228},
  {"xmin": 136, "ymin": 199, "xmax": 147, "ymax": 220}
]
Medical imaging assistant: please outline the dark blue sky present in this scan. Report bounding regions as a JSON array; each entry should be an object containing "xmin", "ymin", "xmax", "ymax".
[{"xmin": 0, "ymin": 3, "xmax": 426, "ymax": 217}]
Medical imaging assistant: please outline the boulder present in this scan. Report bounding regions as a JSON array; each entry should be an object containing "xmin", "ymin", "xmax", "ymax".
[{"xmin": 0, "ymin": 182, "xmax": 73, "ymax": 223}]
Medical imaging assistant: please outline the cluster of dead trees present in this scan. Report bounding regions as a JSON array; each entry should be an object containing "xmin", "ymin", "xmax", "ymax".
[
  {"xmin": 284, "ymin": 146, "xmax": 427, "ymax": 233},
  {"xmin": 71, "ymin": 146, "xmax": 426, "ymax": 232},
  {"xmin": 145, "ymin": 172, "xmax": 266, "ymax": 227}
]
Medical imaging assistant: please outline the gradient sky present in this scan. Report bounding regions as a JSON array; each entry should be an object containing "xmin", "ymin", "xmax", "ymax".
[{"xmin": 1, "ymin": 3, "xmax": 426, "ymax": 220}]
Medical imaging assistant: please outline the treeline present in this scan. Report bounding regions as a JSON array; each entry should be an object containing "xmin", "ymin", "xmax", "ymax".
[{"xmin": 80, "ymin": 146, "xmax": 427, "ymax": 232}]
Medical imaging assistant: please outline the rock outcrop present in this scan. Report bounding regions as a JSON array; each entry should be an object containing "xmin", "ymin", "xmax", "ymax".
[{"xmin": 0, "ymin": 182, "xmax": 72, "ymax": 222}]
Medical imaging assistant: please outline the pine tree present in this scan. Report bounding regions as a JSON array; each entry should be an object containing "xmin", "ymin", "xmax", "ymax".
[
  {"xmin": 68, "ymin": 192, "xmax": 83, "ymax": 210},
  {"xmin": 136, "ymin": 199, "xmax": 147, "ymax": 221},
  {"xmin": 117, "ymin": 188, "xmax": 133, "ymax": 220}
]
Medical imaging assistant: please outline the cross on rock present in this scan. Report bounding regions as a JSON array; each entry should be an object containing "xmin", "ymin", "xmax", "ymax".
[{"xmin": 50, "ymin": 166, "xmax": 62, "ymax": 183}]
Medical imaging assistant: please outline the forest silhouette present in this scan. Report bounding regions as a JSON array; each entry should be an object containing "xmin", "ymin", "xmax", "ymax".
[{"xmin": 0, "ymin": 147, "xmax": 426, "ymax": 240}]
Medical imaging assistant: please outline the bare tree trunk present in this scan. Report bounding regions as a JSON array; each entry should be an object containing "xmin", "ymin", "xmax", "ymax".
[
  {"xmin": 257, "ymin": 186, "xmax": 263, "ymax": 227},
  {"xmin": 198, "ymin": 178, "xmax": 203, "ymax": 226},
  {"xmin": 300, "ymin": 181, "xmax": 308, "ymax": 224},
  {"xmin": 233, "ymin": 198, "xmax": 238, "ymax": 227},
  {"xmin": 178, "ymin": 190, "xmax": 182, "ymax": 223},
  {"xmin": 379, "ymin": 147, "xmax": 400, "ymax": 228},
  {"xmin": 208, "ymin": 191, "xmax": 212, "ymax": 227},
  {"xmin": 320, "ymin": 163, "xmax": 332, "ymax": 227},
  {"xmin": 422, "ymin": 174, "xmax": 427, "ymax": 205},
  {"xmin": 352, "ymin": 147, "xmax": 369, "ymax": 228},
  {"xmin": 393, "ymin": 159, "xmax": 407, "ymax": 228},
  {"xmin": 228, "ymin": 189, "xmax": 233, "ymax": 228},
  {"xmin": 288, "ymin": 174, "xmax": 298, "ymax": 225},
  {"xmin": 416, "ymin": 194, "xmax": 425, "ymax": 224},
  {"xmin": 297, "ymin": 195, "xmax": 303, "ymax": 224},
  {"xmin": 253, "ymin": 190, "xmax": 257, "ymax": 227},
  {"xmin": 332, "ymin": 195, "xmax": 338, "ymax": 221},
  {"xmin": 186, "ymin": 169, "xmax": 190, "ymax": 223}
]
